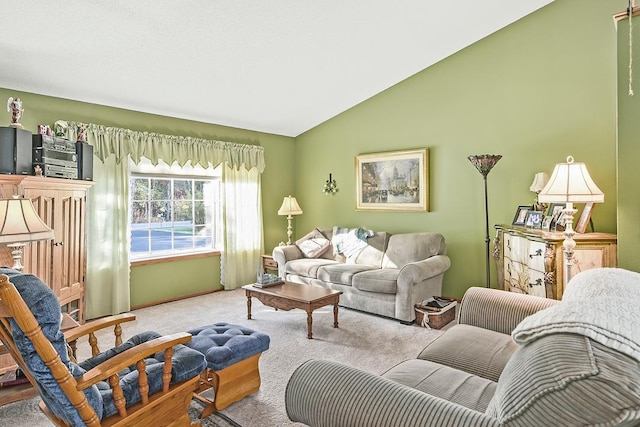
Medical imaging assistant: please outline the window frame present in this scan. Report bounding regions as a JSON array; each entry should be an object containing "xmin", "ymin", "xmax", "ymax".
[{"xmin": 128, "ymin": 158, "xmax": 222, "ymax": 263}]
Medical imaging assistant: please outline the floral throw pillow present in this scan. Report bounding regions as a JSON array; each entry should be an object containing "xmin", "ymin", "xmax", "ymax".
[{"xmin": 295, "ymin": 229, "xmax": 331, "ymax": 258}]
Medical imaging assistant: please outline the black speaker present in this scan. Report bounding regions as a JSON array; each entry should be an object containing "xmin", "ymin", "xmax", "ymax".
[
  {"xmin": 0, "ymin": 127, "xmax": 32, "ymax": 175},
  {"xmin": 76, "ymin": 142, "xmax": 93, "ymax": 181}
]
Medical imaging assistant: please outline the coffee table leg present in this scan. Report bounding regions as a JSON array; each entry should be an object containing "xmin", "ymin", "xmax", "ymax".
[
  {"xmin": 246, "ymin": 295, "xmax": 252, "ymax": 320},
  {"xmin": 306, "ymin": 311, "xmax": 313, "ymax": 339},
  {"xmin": 333, "ymin": 303, "xmax": 339, "ymax": 328}
]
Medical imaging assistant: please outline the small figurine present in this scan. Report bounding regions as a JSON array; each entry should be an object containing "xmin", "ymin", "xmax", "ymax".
[
  {"xmin": 37, "ymin": 124, "xmax": 53, "ymax": 136},
  {"xmin": 77, "ymin": 125, "xmax": 87, "ymax": 142},
  {"xmin": 7, "ymin": 97, "xmax": 24, "ymax": 129},
  {"xmin": 34, "ymin": 165, "xmax": 43, "ymax": 177}
]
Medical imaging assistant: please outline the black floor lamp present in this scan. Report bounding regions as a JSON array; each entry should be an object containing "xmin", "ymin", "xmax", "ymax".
[{"xmin": 468, "ymin": 154, "xmax": 502, "ymax": 288}]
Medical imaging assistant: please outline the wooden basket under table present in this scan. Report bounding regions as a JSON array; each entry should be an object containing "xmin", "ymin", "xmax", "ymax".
[{"xmin": 414, "ymin": 298, "xmax": 457, "ymax": 329}]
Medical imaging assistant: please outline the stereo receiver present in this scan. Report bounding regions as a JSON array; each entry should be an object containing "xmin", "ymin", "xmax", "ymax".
[{"xmin": 33, "ymin": 134, "xmax": 78, "ymax": 179}]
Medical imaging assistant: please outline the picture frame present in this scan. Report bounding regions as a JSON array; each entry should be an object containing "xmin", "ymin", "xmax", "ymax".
[
  {"xmin": 575, "ymin": 202, "xmax": 594, "ymax": 234},
  {"xmin": 512, "ymin": 205, "xmax": 530, "ymax": 226},
  {"xmin": 547, "ymin": 203, "xmax": 566, "ymax": 230},
  {"xmin": 524, "ymin": 210, "xmax": 544, "ymax": 229},
  {"xmin": 542, "ymin": 215, "xmax": 553, "ymax": 231},
  {"xmin": 355, "ymin": 148, "xmax": 429, "ymax": 211}
]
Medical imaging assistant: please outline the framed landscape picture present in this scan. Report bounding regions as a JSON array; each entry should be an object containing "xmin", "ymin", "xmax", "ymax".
[{"xmin": 355, "ymin": 148, "xmax": 429, "ymax": 211}]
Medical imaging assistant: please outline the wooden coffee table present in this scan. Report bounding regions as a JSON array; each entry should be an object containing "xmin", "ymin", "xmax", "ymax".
[{"xmin": 242, "ymin": 282, "xmax": 342, "ymax": 339}]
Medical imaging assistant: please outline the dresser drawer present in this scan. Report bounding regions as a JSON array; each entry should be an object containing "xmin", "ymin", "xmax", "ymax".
[
  {"xmin": 527, "ymin": 241, "xmax": 546, "ymax": 272},
  {"xmin": 495, "ymin": 224, "xmax": 616, "ymax": 300}
]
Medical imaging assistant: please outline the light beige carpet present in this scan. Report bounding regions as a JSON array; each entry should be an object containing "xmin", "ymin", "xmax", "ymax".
[{"xmin": 0, "ymin": 287, "xmax": 447, "ymax": 426}]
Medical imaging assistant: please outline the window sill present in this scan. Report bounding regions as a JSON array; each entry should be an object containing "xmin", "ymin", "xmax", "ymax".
[{"xmin": 131, "ymin": 250, "xmax": 221, "ymax": 267}]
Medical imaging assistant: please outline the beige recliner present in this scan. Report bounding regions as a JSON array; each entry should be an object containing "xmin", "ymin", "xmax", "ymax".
[{"xmin": 286, "ymin": 268, "xmax": 640, "ymax": 426}]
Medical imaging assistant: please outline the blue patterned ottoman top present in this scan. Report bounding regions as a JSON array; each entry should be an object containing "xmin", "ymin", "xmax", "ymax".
[{"xmin": 185, "ymin": 322, "xmax": 270, "ymax": 371}]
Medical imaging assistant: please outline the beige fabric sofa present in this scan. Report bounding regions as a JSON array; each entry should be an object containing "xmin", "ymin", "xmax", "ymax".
[
  {"xmin": 285, "ymin": 268, "xmax": 640, "ymax": 426},
  {"xmin": 272, "ymin": 227, "xmax": 451, "ymax": 323}
]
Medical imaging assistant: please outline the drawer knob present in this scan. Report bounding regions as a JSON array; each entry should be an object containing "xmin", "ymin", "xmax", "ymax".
[
  {"xmin": 54, "ymin": 241, "xmax": 64, "ymax": 247},
  {"xmin": 529, "ymin": 249, "xmax": 542, "ymax": 258}
]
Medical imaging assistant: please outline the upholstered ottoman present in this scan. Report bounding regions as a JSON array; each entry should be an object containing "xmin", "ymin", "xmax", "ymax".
[{"xmin": 185, "ymin": 322, "xmax": 270, "ymax": 418}]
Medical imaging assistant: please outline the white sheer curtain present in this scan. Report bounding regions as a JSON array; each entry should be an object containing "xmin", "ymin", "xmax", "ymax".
[
  {"xmin": 221, "ymin": 164, "xmax": 264, "ymax": 289},
  {"xmin": 55, "ymin": 120, "xmax": 265, "ymax": 316},
  {"xmin": 85, "ymin": 154, "xmax": 131, "ymax": 317}
]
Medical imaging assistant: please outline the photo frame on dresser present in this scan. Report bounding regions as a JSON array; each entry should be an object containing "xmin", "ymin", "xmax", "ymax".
[
  {"xmin": 575, "ymin": 202, "xmax": 594, "ymax": 234},
  {"xmin": 547, "ymin": 203, "xmax": 566, "ymax": 231},
  {"xmin": 524, "ymin": 211, "xmax": 544, "ymax": 229},
  {"xmin": 512, "ymin": 205, "xmax": 530, "ymax": 226}
]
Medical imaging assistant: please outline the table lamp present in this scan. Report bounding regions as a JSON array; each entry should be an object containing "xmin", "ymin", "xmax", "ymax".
[
  {"xmin": 538, "ymin": 156, "xmax": 604, "ymax": 281},
  {"xmin": 0, "ymin": 196, "xmax": 55, "ymax": 271},
  {"xmin": 529, "ymin": 172, "xmax": 549, "ymax": 211},
  {"xmin": 277, "ymin": 195, "xmax": 303, "ymax": 245}
]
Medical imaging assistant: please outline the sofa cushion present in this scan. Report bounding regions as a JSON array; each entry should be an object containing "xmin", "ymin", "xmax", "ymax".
[
  {"xmin": 286, "ymin": 258, "xmax": 339, "ymax": 279},
  {"xmin": 383, "ymin": 359, "xmax": 497, "ymax": 413},
  {"xmin": 295, "ymin": 228, "xmax": 331, "ymax": 258},
  {"xmin": 417, "ymin": 324, "xmax": 517, "ymax": 382},
  {"xmin": 486, "ymin": 333, "xmax": 640, "ymax": 425},
  {"xmin": 316, "ymin": 263, "xmax": 379, "ymax": 287},
  {"xmin": 382, "ymin": 232, "xmax": 445, "ymax": 268},
  {"xmin": 352, "ymin": 268, "xmax": 399, "ymax": 294}
]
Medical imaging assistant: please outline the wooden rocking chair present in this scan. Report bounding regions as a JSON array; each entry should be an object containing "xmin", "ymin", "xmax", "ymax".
[{"xmin": 0, "ymin": 270, "xmax": 207, "ymax": 427}]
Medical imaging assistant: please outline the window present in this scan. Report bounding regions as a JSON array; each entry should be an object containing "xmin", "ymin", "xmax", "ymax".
[{"xmin": 129, "ymin": 158, "xmax": 221, "ymax": 261}]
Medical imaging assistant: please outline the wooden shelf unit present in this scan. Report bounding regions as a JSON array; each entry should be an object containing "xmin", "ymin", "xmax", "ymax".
[{"xmin": 0, "ymin": 176, "xmax": 92, "ymax": 403}]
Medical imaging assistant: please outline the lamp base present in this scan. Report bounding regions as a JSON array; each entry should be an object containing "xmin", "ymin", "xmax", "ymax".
[
  {"xmin": 6, "ymin": 243, "xmax": 26, "ymax": 271},
  {"xmin": 561, "ymin": 204, "xmax": 578, "ymax": 283},
  {"xmin": 284, "ymin": 215, "xmax": 294, "ymax": 246}
]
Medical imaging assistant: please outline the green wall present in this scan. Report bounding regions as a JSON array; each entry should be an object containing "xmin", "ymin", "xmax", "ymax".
[
  {"xmin": 617, "ymin": 15, "xmax": 640, "ymax": 271},
  {"xmin": 0, "ymin": 87, "xmax": 295, "ymax": 307},
  {"xmin": 1, "ymin": 0, "xmax": 629, "ymax": 308},
  {"xmin": 293, "ymin": 0, "xmax": 624, "ymax": 298}
]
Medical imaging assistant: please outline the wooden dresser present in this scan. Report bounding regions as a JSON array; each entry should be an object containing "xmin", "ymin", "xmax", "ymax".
[
  {"xmin": 0, "ymin": 176, "xmax": 93, "ymax": 380},
  {"xmin": 493, "ymin": 224, "xmax": 617, "ymax": 300}
]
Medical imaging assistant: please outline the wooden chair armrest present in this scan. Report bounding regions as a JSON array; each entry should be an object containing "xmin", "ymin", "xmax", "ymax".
[
  {"xmin": 64, "ymin": 313, "xmax": 136, "ymax": 342},
  {"xmin": 75, "ymin": 332, "xmax": 193, "ymax": 389}
]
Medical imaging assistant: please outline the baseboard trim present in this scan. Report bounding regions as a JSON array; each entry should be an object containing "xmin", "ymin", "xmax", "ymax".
[{"xmin": 131, "ymin": 289, "xmax": 223, "ymax": 310}]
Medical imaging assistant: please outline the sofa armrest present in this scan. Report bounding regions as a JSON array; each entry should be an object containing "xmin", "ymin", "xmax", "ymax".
[
  {"xmin": 458, "ymin": 287, "xmax": 559, "ymax": 335},
  {"xmin": 272, "ymin": 245, "xmax": 304, "ymax": 277},
  {"xmin": 285, "ymin": 359, "xmax": 498, "ymax": 427},
  {"xmin": 397, "ymin": 255, "xmax": 451, "ymax": 286}
]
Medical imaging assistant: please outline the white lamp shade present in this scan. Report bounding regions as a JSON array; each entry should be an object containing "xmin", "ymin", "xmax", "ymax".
[
  {"xmin": 0, "ymin": 197, "xmax": 55, "ymax": 244},
  {"xmin": 538, "ymin": 157, "xmax": 604, "ymax": 204},
  {"xmin": 529, "ymin": 172, "xmax": 549, "ymax": 193},
  {"xmin": 277, "ymin": 196, "xmax": 303, "ymax": 216}
]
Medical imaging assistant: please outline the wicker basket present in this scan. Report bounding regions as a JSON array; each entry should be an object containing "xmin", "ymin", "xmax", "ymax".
[{"xmin": 415, "ymin": 298, "xmax": 457, "ymax": 329}]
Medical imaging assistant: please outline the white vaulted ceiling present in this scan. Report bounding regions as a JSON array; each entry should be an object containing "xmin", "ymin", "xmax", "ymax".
[{"xmin": 0, "ymin": 1, "xmax": 553, "ymax": 137}]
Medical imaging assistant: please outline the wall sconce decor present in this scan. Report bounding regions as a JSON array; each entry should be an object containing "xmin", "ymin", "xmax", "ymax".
[{"xmin": 322, "ymin": 173, "xmax": 338, "ymax": 195}]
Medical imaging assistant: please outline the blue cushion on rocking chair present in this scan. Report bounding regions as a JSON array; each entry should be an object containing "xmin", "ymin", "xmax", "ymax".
[{"xmin": 2, "ymin": 268, "xmax": 206, "ymax": 425}]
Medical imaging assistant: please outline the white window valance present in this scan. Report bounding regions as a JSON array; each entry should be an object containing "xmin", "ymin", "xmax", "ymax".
[{"xmin": 54, "ymin": 120, "xmax": 265, "ymax": 173}]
